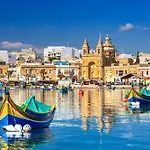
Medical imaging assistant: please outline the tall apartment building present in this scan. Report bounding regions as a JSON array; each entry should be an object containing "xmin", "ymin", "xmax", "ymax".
[{"xmin": 44, "ymin": 46, "xmax": 80, "ymax": 61}]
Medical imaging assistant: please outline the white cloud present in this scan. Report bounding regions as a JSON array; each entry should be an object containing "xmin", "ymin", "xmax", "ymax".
[
  {"xmin": 119, "ymin": 23, "xmax": 134, "ymax": 32},
  {"xmin": 119, "ymin": 23, "xmax": 150, "ymax": 32},
  {"xmin": 0, "ymin": 41, "xmax": 34, "ymax": 49},
  {"xmin": 141, "ymin": 27, "xmax": 150, "ymax": 30},
  {"xmin": 0, "ymin": 41, "xmax": 43, "ymax": 54}
]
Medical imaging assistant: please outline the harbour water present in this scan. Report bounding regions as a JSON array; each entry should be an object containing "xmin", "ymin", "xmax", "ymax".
[{"xmin": 0, "ymin": 88, "xmax": 150, "ymax": 150}]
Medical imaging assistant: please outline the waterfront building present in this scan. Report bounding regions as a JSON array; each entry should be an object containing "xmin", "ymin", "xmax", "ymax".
[
  {"xmin": 0, "ymin": 50, "xmax": 16, "ymax": 63},
  {"xmin": 138, "ymin": 53, "xmax": 150, "ymax": 84},
  {"xmin": 44, "ymin": 46, "xmax": 80, "ymax": 61},
  {"xmin": 81, "ymin": 35, "xmax": 143, "ymax": 82},
  {"xmin": 54, "ymin": 60, "xmax": 81, "ymax": 80},
  {"xmin": 116, "ymin": 53, "xmax": 134, "ymax": 65},
  {"xmin": 0, "ymin": 50, "xmax": 17, "ymax": 81},
  {"xmin": 44, "ymin": 46, "xmax": 65, "ymax": 61},
  {"xmin": 11, "ymin": 48, "xmax": 36, "ymax": 62},
  {"xmin": 81, "ymin": 35, "xmax": 116, "ymax": 80},
  {"xmin": 104, "ymin": 63, "xmax": 139, "ymax": 83},
  {"xmin": 0, "ymin": 61, "xmax": 7, "ymax": 81},
  {"xmin": 20, "ymin": 62, "xmax": 56, "ymax": 82},
  {"xmin": 0, "ymin": 50, "xmax": 9, "ymax": 62},
  {"xmin": 61, "ymin": 47, "xmax": 74, "ymax": 59},
  {"xmin": 74, "ymin": 49, "xmax": 82, "ymax": 58},
  {"xmin": 139, "ymin": 64, "xmax": 150, "ymax": 77},
  {"xmin": 139, "ymin": 53, "xmax": 150, "ymax": 64}
]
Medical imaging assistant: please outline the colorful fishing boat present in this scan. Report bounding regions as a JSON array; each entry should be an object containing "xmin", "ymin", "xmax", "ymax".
[
  {"xmin": 22, "ymin": 95, "xmax": 55, "ymax": 118},
  {"xmin": 0, "ymin": 91, "xmax": 56, "ymax": 128},
  {"xmin": 126, "ymin": 87, "xmax": 150, "ymax": 104}
]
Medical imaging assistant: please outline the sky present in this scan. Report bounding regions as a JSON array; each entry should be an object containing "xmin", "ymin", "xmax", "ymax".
[{"xmin": 0, "ymin": 0, "xmax": 150, "ymax": 54}]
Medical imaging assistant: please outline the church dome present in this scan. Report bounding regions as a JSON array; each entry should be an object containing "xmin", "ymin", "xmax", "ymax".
[
  {"xmin": 103, "ymin": 34, "xmax": 113, "ymax": 47},
  {"xmin": 103, "ymin": 42, "xmax": 113, "ymax": 47}
]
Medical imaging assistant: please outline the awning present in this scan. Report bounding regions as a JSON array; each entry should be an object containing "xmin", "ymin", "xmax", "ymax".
[{"xmin": 121, "ymin": 73, "xmax": 146, "ymax": 79}]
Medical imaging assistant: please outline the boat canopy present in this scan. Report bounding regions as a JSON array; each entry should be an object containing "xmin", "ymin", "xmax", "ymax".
[
  {"xmin": 58, "ymin": 80, "xmax": 71, "ymax": 87},
  {"xmin": 140, "ymin": 87, "xmax": 150, "ymax": 96},
  {"xmin": 22, "ymin": 95, "xmax": 51, "ymax": 113}
]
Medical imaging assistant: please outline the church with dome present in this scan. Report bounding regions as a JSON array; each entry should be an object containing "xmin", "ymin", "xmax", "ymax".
[{"xmin": 81, "ymin": 34, "xmax": 116, "ymax": 81}]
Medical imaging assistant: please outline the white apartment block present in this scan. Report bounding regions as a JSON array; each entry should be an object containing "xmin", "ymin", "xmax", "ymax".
[
  {"xmin": 44, "ymin": 46, "xmax": 81, "ymax": 61},
  {"xmin": 44, "ymin": 46, "xmax": 65, "ymax": 61},
  {"xmin": 0, "ymin": 50, "xmax": 16, "ymax": 63}
]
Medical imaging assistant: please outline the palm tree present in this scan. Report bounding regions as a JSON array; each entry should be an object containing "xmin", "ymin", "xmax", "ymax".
[
  {"xmin": 5, "ymin": 71, "xmax": 13, "ymax": 81},
  {"xmin": 25, "ymin": 74, "xmax": 30, "ymax": 83},
  {"xmin": 40, "ymin": 69, "xmax": 47, "ymax": 80},
  {"xmin": 57, "ymin": 72, "xmax": 65, "ymax": 80}
]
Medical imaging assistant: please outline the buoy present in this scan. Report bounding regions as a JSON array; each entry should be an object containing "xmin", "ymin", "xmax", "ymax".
[
  {"xmin": 123, "ymin": 98, "xmax": 128, "ymax": 102},
  {"xmin": 3, "ymin": 124, "xmax": 23, "ymax": 132},
  {"xmin": 3, "ymin": 125, "xmax": 17, "ymax": 132},
  {"xmin": 123, "ymin": 105, "xmax": 128, "ymax": 111},
  {"xmin": 15, "ymin": 124, "xmax": 22, "ymax": 132},
  {"xmin": 79, "ymin": 90, "xmax": 84, "ymax": 95},
  {"xmin": 23, "ymin": 124, "xmax": 31, "ymax": 133}
]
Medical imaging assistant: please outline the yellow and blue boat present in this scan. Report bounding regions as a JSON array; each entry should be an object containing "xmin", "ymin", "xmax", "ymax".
[
  {"xmin": 127, "ymin": 87, "xmax": 150, "ymax": 104},
  {"xmin": 0, "ymin": 91, "xmax": 56, "ymax": 128}
]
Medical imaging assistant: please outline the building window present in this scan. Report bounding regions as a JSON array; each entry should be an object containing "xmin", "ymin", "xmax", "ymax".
[
  {"xmin": 0, "ymin": 69, "xmax": 2, "ymax": 74},
  {"xmin": 141, "ymin": 71, "xmax": 144, "ymax": 76},
  {"xmin": 118, "ymin": 70, "xmax": 123, "ymax": 76},
  {"xmin": 64, "ymin": 70, "xmax": 69, "ymax": 75},
  {"xmin": 125, "ymin": 70, "xmax": 127, "ymax": 74},
  {"xmin": 49, "ymin": 70, "xmax": 52, "ymax": 73},
  {"xmin": 116, "ymin": 70, "xmax": 118, "ymax": 75},
  {"xmin": 146, "ymin": 71, "xmax": 149, "ymax": 75},
  {"xmin": 29, "ymin": 69, "xmax": 33, "ymax": 75}
]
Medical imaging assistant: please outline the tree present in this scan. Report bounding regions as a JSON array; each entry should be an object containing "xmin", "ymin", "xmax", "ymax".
[
  {"xmin": 57, "ymin": 72, "xmax": 65, "ymax": 79},
  {"xmin": 48, "ymin": 57, "xmax": 60, "ymax": 62},
  {"xmin": 5, "ymin": 71, "xmax": 13, "ymax": 81},
  {"xmin": 135, "ymin": 51, "xmax": 140, "ymax": 64},
  {"xmin": 40, "ymin": 69, "xmax": 47, "ymax": 80},
  {"xmin": 25, "ymin": 74, "xmax": 30, "ymax": 83}
]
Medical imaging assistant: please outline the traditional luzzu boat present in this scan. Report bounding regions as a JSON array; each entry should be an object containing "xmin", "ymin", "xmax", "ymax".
[
  {"xmin": 0, "ymin": 90, "xmax": 56, "ymax": 128},
  {"xmin": 126, "ymin": 86, "xmax": 150, "ymax": 104}
]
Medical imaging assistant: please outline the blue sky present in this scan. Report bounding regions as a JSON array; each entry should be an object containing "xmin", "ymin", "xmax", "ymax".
[{"xmin": 0, "ymin": 0, "xmax": 150, "ymax": 54}]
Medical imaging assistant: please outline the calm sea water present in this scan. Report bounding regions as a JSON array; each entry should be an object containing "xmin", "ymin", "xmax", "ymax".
[{"xmin": 0, "ymin": 88, "xmax": 150, "ymax": 150}]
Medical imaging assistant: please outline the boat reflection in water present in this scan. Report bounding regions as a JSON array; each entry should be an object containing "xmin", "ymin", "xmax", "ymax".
[
  {"xmin": 0, "ymin": 128, "xmax": 54, "ymax": 149},
  {"xmin": 127, "ymin": 103, "xmax": 150, "ymax": 114}
]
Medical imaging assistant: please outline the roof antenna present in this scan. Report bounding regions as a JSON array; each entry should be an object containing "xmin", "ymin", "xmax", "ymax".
[{"xmin": 99, "ymin": 31, "xmax": 102, "ymax": 40}]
